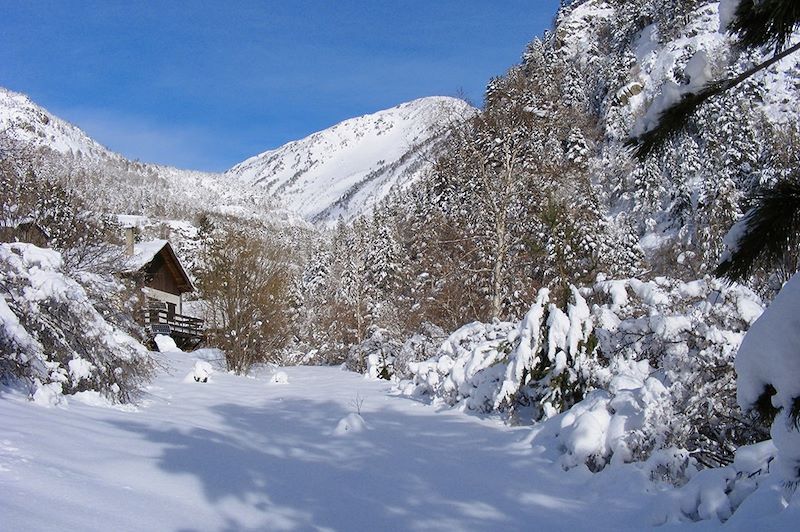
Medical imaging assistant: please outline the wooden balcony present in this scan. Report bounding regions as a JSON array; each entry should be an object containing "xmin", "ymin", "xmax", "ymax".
[{"xmin": 142, "ymin": 304, "xmax": 205, "ymax": 350}]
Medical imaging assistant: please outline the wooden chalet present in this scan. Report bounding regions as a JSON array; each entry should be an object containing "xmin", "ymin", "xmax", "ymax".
[
  {"xmin": 0, "ymin": 219, "xmax": 50, "ymax": 247},
  {"xmin": 124, "ymin": 229, "xmax": 204, "ymax": 349}
]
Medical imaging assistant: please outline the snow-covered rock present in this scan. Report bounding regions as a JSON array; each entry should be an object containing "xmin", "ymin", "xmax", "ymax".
[
  {"xmin": 270, "ymin": 370, "xmax": 289, "ymax": 384},
  {"xmin": 185, "ymin": 361, "xmax": 213, "ymax": 384},
  {"xmin": 333, "ymin": 412, "xmax": 367, "ymax": 436}
]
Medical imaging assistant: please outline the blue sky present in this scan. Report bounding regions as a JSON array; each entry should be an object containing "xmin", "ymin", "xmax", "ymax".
[{"xmin": 1, "ymin": 1, "xmax": 561, "ymax": 171}]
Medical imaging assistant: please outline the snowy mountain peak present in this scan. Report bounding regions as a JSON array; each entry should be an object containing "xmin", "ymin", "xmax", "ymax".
[
  {"xmin": 0, "ymin": 87, "xmax": 115, "ymax": 160},
  {"xmin": 226, "ymin": 96, "xmax": 476, "ymax": 225}
]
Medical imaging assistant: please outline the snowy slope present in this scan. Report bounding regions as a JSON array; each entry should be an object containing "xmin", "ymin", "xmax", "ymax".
[
  {"xmin": 226, "ymin": 97, "xmax": 476, "ymax": 224},
  {"xmin": 0, "ymin": 87, "xmax": 255, "ymax": 221},
  {"xmin": 547, "ymin": 0, "xmax": 800, "ymax": 268}
]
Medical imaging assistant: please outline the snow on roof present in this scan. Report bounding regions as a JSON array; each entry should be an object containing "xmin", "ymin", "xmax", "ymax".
[
  {"xmin": 125, "ymin": 238, "xmax": 196, "ymax": 292},
  {"xmin": 126, "ymin": 239, "xmax": 169, "ymax": 272},
  {"xmin": 116, "ymin": 214, "xmax": 150, "ymax": 228}
]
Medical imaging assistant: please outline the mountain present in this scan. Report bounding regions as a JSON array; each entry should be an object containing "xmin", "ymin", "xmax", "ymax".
[
  {"xmin": 0, "ymin": 87, "xmax": 125, "ymax": 162},
  {"xmin": 0, "ymin": 87, "xmax": 259, "ymax": 223},
  {"xmin": 0, "ymin": 87, "xmax": 474, "ymax": 227},
  {"xmin": 225, "ymin": 97, "xmax": 476, "ymax": 225}
]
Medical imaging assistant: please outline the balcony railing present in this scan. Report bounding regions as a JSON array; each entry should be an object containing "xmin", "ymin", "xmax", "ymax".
[{"xmin": 142, "ymin": 306, "xmax": 204, "ymax": 341}]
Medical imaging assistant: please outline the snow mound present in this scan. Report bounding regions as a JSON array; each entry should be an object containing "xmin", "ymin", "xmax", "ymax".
[
  {"xmin": 31, "ymin": 382, "xmax": 67, "ymax": 408},
  {"xmin": 270, "ymin": 371, "xmax": 289, "ymax": 385},
  {"xmin": 333, "ymin": 413, "xmax": 367, "ymax": 436},
  {"xmin": 653, "ymin": 440, "xmax": 778, "ymax": 525},
  {"xmin": 71, "ymin": 391, "xmax": 138, "ymax": 412},
  {"xmin": 736, "ymin": 272, "xmax": 800, "ymax": 483},
  {"xmin": 154, "ymin": 335, "xmax": 181, "ymax": 353},
  {"xmin": 185, "ymin": 361, "xmax": 213, "ymax": 384}
]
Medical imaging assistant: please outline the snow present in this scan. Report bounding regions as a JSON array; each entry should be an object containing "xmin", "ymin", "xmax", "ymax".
[
  {"xmin": 0, "ymin": 87, "xmax": 113, "ymax": 158},
  {"xmin": 736, "ymin": 272, "xmax": 800, "ymax": 483},
  {"xmin": 736, "ymin": 273, "xmax": 800, "ymax": 416},
  {"xmin": 226, "ymin": 96, "xmax": 476, "ymax": 225},
  {"xmin": 596, "ymin": 277, "xmax": 629, "ymax": 309},
  {"xmin": 555, "ymin": 0, "xmax": 615, "ymax": 64},
  {"xmin": 125, "ymin": 239, "xmax": 168, "ymax": 272},
  {"xmin": 630, "ymin": 3, "xmax": 725, "ymax": 139},
  {"xmin": 719, "ymin": 209, "xmax": 752, "ymax": 264},
  {"xmin": 116, "ymin": 214, "xmax": 150, "ymax": 228},
  {"xmin": 186, "ymin": 360, "xmax": 213, "ymax": 383},
  {"xmin": 154, "ymin": 334, "xmax": 180, "ymax": 353},
  {"xmin": 6, "ymin": 349, "xmax": 790, "ymax": 531},
  {"xmin": 333, "ymin": 412, "xmax": 367, "ymax": 436},
  {"xmin": 270, "ymin": 370, "xmax": 289, "ymax": 384},
  {"xmin": 30, "ymin": 381, "xmax": 66, "ymax": 408},
  {"xmin": 68, "ymin": 358, "xmax": 95, "ymax": 382},
  {"xmin": 718, "ymin": 0, "xmax": 741, "ymax": 31},
  {"xmin": 495, "ymin": 289, "xmax": 549, "ymax": 409},
  {"xmin": 684, "ymin": 50, "xmax": 713, "ymax": 86}
]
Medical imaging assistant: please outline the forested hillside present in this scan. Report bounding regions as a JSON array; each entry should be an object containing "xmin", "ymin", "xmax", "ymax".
[
  {"xmin": 302, "ymin": 0, "xmax": 799, "ymax": 350},
  {"xmin": 289, "ymin": 0, "xmax": 800, "ymax": 497}
]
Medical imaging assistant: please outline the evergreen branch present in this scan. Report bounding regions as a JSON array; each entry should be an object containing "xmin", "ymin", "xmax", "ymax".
[
  {"xmin": 715, "ymin": 175, "xmax": 800, "ymax": 282},
  {"xmin": 628, "ymin": 39, "xmax": 800, "ymax": 159},
  {"xmin": 729, "ymin": 0, "xmax": 800, "ymax": 53}
]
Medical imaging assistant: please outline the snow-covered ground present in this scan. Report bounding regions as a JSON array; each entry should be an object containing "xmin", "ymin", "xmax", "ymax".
[{"xmin": 0, "ymin": 347, "xmax": 793, "ymax": 531}]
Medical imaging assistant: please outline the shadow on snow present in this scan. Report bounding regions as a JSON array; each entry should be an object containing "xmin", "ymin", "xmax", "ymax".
[{"xmin": 107, "ymin": 395, "xmax": 589, "ymax": 531}]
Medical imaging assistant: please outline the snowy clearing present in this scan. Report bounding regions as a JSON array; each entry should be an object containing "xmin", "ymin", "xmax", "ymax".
[{"xmin": 0, "ymin": 351, "xmax": 794, "ymax": 531}]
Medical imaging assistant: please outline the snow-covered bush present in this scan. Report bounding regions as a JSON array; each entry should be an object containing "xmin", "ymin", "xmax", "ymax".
[
  {"xmin": 347, "ymin": 327, "xmax": 400, "ymax": 379},
  {"xmin": 403, "ymin": 319, "xmax": 516, "ymax": 411},
  {"xmin": 405, "ymin": 286, "xmax": 600, "ymax": 417},
  {"xmin": 392, "ymin": 322, "xmax": 446, "ymax": 380},
  {"xmin": 653, "ymin": 440, "xmax": 777, "ymax": 524},
  {"xmin": 341, "ymin": 322, "xmax": 446, "ymax": 380},
  {"xmin": 735, "ymin": 272, "xmax": 800, "ymax": 484},
  {"xmin": 0, "ymin": 243, "xmax": 153, "ymax": 403},
  {"xmin": 403, "ymin": 275, "xmax": 767, "ymax": 472}
]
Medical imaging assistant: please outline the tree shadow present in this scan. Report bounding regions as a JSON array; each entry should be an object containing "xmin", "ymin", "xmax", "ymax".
[{"xmin": 106, "ymin": 393, "xmax": 633, "ymax": 531}]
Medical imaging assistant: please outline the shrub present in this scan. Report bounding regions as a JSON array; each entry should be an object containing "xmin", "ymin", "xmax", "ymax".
[{"xmin": 0, "ymin": 243, "xmax": 153, "ymax": 404}]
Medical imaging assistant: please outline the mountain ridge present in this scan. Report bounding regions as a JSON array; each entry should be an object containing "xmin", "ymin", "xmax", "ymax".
[
  {"xmin": 0, "ymin": 87, "xmax": 475, "ymax": 226},
  {"xmin": 225, "ymin": 96, "xmax": 476, "ymax": 224}
]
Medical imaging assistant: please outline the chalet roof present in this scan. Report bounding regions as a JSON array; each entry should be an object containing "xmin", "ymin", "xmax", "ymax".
[{"xmin": 125, "ymin": 239, "xmax": 195, "ymax": 293}]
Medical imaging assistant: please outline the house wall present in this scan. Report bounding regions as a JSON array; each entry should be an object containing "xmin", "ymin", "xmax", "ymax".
[
  {"xmin": 142, "ymin": 286, "xmax": 182, "ymax": 314},
  {"xmin": 145, "ymin": 253, "xmax": 181, "ymax": 295},
  {"xmin": 0, "ymin": 223, "xmax": 49, "ymax": 247}
]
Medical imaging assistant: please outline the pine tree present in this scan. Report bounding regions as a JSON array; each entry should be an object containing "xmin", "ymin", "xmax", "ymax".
[{"xmin": 628, "ymin": 0, "xmax": 800, "ymax": 281}]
